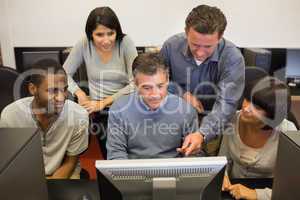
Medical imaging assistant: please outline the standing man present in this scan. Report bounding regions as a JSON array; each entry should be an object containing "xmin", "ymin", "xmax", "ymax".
[
  {"xmin": 0, "ymin": 59, "xmax": 89, "ymax": 179},
  {"xmin": 107, "ymin": 53, "xmax": 202, "ymax": 160},
  {"xmin": 161, "ymin": 4, "xmax": 245, "ymax": 146}
]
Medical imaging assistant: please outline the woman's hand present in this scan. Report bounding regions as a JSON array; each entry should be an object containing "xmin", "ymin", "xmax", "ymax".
[
  {"xmin": 222, "ymin": 175, "xmax": 232, "ymax": 191},
  {"xmin": 75, "ymin": 89, "xmax": 90, "ymax": 105},
  {"xmin": 81, "ymin": 96, "xmax": 113, "ymax": 114},
  {"xmin": 228, "ymin": 184, "xmax": 257, "ymax": 200},
  {"xmin": 81, "ymin": 100, "xmax": 107, "ymax": 114}
]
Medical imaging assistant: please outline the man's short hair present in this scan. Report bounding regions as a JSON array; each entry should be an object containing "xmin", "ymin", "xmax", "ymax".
[
  {"xmin": 27, "ymin": 59, "xmax": 66, "ymax": 86},
  {"xmin": 185, "ymin": 4, "xmax": 227, "ymax": 36},
  {"xmin": 132, "ymin": 53, "xmax": 169, "ymax": 77}
]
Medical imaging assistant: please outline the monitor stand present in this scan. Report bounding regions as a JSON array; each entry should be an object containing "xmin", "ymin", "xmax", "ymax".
[{"xmin": 153, "ymin": 177, "xmax": 176, "ymax": 200}]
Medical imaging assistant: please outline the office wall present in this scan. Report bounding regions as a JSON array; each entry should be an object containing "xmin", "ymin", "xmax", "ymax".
[{"xmin": 1, "ymin": 0, "xmax": 300, "ymax": 68}]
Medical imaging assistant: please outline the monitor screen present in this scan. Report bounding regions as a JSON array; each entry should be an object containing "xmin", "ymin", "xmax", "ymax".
[
  {"xmin": 14, "ymin": 47, "xmax": 66, "ymax": 72},
  {"xmin": 96, "ymin": 157, "xmax": 227, "ymax": 200},
  {"xmin": 22, "ymin": 51, "xmax": 60, "ymax": 70},
  {"xmin": 285, "ymin": 49, "xmax": 300, "ymax": 79},
  {"xmin": 0, "ymin": 128, "xmax": 48, "ymax": 200}
]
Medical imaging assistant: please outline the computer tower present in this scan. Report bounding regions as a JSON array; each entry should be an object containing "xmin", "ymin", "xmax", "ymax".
[
  {"xmin": 0, "ymin": 128, "xmax": 48, "ymax": 200},
  {"xmin": 272, "ymin": 131, "xmax": 300, "ymax": 200}
]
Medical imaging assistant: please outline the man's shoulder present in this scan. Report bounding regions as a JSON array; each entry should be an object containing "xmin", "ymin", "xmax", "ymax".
[
  {"xmin": 110, "ymin": 93, "xmax": 135, "ymax": 112},
  {"xmin": 221, "ymin": 38, "xmax": 243, "ymax": 59},
  {"xmin": 165, "ymin": 94, "xmax": 197, "ymax": 115},
  {"xmin": 0, "ymin": 97, "xmax": 33, "ymax": 126},
  {"xmin": 1, "ymin": 97, "xmax": 32, "ymax": 116},
  {"xmin": 64, "ymin": 100, "xmax": 89, "ymax": 119},
  {"xmin": 166, "ymin": 93, "xmax": 183, "ymax": 103},
  {"xmin": 163, "ymin": 33, "xmax": 186, "ymax": 47}
]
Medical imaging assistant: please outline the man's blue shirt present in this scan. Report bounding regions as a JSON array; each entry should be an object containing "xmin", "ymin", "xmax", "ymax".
[{"xmin": 161, "ymin": 33, "xmax": 245, "ymax": 141}]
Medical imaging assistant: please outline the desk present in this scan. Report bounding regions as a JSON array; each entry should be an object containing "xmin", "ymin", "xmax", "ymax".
[
  {"xmin": 222, "ymin": 178, "xmax": 273, "ymax": 200},
  {"xmin": 47, "ymin": 178, "xmax": 272, "ymax": 200},
  {"xmin": 47, "ymin": 179, "xmax": 100, "ymax": 200},
  {"xmin": 291, "ymin": 96, "xmax": 300, "ymax": 125}
]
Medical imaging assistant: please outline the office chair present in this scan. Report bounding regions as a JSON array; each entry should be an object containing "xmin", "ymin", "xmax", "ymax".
[{"xmin": 0, "ymin": 66, "xmax": 20, "ymax": 113}]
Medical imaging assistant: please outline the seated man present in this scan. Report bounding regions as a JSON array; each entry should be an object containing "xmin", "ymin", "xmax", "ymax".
[
  {"xmin": 0, "ymin": 59, "xmax": 89, "ymax": 179},
  {"xmin": 107, "ymin": 53, "xmax": 203, "ymax": 160},
  {"xmin": 219, "ymin": 77, "xmax": 297, "ymax": 200}
]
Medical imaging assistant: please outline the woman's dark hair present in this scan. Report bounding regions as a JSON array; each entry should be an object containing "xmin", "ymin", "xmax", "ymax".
[
  {"xmin": 244, "ymin": 76, "xmax": 291, "ymax": 129},
  {"xmin": 85, "ymin": 7, "xmax": 125, "ymax": 54}
]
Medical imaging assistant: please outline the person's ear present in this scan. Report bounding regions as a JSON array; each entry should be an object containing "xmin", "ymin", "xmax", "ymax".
[
  {"xmin": 185, "ymin": 27, "xmax": 189, "ymax": 35},
  {"xmin": 134, "ymin": 77, "xmax": 139, "ymax": 88},
  {"xmin": 218, "ymin": 33, "xmax": 223, "ymax": 42},
  {"xmin": 28, "ymin": 83, "xmax": 38, "ymax": 96}
]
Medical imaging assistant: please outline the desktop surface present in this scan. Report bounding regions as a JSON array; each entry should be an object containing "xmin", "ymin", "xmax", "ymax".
[
  {"xmin": 47, "ymin": 179, "xmax": 100, "ymax": 200},
  {"xmin": 47, "ymin": 178, "xmax": 272, "ymax": 200}
]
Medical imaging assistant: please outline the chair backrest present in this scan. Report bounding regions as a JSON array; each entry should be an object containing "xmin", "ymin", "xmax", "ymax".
[
  {"xmin": 237, "ymin": 66, "xmax": 269, "ymax": 109},
  {"xmin": 0, "ymin": 66, "xmax": 19, "ymax": 113}
]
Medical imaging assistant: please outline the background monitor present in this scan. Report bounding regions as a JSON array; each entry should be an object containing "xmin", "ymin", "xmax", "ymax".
[
  {"xmin": 22, "ymin": 51, "xmax": 60, "ymax": 69},
  {"xmin": 285, "ymin": 49, "xmax": 300, "ymax": 79},
  {"xmin": 14, "ymin": 47, "xmax": 66, "ymax": 72},
  {"xmin": 96, "ymin": 157, "xmax": 227, "ymax": 200},
  {"xmin": 0, "ymin": 128, "xmax": 48, "ymax": 200},
  {"xmin": 243, "ymin": 48, "xmax": 272, "ymax": 74},
  {"xmin": 14, "ymin": 47, "xmax": 89, "ymax": 95},
  {"xmin": 272, "ymin": 131, "xmax": 300, "ymax": 200}
]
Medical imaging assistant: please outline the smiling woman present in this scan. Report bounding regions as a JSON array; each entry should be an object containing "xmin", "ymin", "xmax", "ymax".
[
  {"xmin": 219, "ymin": 76, "xmax": 297, "ymax": 200},
  {"xmin": 92, "ymin": 25, "xmax": 117, "ymax": 54},
  {"xmin": 62, "ymin": 7, "xmax": 138, "ymax": 159},
  {"xmin": 63, "ymin": 7, "xmax": 138, "ymax": 110}
]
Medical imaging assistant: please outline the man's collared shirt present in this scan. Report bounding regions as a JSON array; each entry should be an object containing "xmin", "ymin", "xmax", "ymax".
[{"xmin": 161, "ymin": 33, "xmax": 245, "ymax": 141}]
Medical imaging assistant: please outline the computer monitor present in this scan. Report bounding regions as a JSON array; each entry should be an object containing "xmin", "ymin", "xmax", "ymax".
[
  {"xmin": 285, "ymin": 49, "xmax": 300, "ymax": 93},
  {"xmin": 285, "ymin": 49, "xmax": 300, "ymax": 79},
  {"xmin": 243, "ymin": 48, "xmax": 272, "ymax": 74},
  {"xmin": 0, "ymin": 128, "xmax": 48, "ymax": 200},
  {"xmin": 14, "ymin": 47, "xmax": 65, "ymax": 72},
  {"xmin": 272, "ymin": 131, "xmax": 300, "ymax": 200},
  {"xmin": 96, "ymin": 157, "xmax": 227, "ymax": 200}
]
